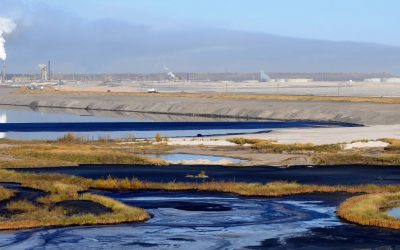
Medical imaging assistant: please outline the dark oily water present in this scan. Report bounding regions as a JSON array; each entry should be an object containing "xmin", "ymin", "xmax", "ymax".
[
  {"xmin": 0, "ymin": 192, "xmax": 399, "ymax": 249},
  {"xmin": 0, "ymin": 121, "xmax": 354, "ymax": 132},
  {"xmin": 0, "ymin": 108, "xmax": 357, "ymax": 140},
  {"xmin": 19, "ymin": 165, "xmax": 400, "ymax": 185}
]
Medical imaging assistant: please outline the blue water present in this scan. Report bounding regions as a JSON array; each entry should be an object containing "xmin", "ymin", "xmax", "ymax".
[
  {"xmin": 0, "ymin": 109, "xmax": 143, "ymax": 123},
  {"xmin": 388, "ymin": 208, "xmax": 400, "ymax": 219},
  {"xmin": 147, "ymin": 153, "xmax": 246, "ymax": 164}
]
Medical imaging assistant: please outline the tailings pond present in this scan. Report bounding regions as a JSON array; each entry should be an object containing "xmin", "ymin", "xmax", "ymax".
[
  {"xmin": 0, "ymin": 106, "xmax": 356, "ymax": 140},
  {"xmin": 0, "ymin": 191, "xmax": 399, "ymax": 249},
  {"xmin": 17, "ymin": 164, "xmax": 400, "ymax": 185},
  {"xmin": 1, "ymin": 106, "xmax": 398, "ymax": 249}
]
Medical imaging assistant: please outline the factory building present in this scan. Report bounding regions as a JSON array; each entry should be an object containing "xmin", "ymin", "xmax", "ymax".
[
  {"xmin": 364, "ymin": 78, "xmax": 382, "ymax": 83},
  {"xmin": 13, "ymin": 76, "xmax": 35, "ymax": 83},
  {"xmin": 38, "ymin": 64, "xmax": 48, "ymax": 82},
  {"xmin": 286, "ymin": 78, "xmax": 313, "ymax": 83},
  {"xmin": 382, "ymin": 78, "xmax": 400, "ymax": 83}
]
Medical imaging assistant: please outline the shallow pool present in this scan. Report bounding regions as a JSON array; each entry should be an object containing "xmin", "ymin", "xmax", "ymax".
[
  {"xmin": 388, "ymin": 208, "xmax": 400, "ymax": 219},
  {"xmin": 147, "ymin": 153, "xmax": 246, "ymax": 164}
]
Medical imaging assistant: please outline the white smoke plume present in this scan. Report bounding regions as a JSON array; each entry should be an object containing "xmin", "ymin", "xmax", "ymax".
[{"xmin": 0, "ymin": 17, "xmax": 16, "ymax": 61}]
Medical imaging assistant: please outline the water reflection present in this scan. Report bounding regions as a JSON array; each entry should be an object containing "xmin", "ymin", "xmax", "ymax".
[
  {"xmin": 0, "ymin": 113, "xmax": 6, "ymax": 139},
  {"xmin": 388, "ymin": 208, "xmax": 400, "ymax": 219},
  {"xmin": 147, "ymin": 153, "xmax": 246, "ymax": 165},
  {"xmin": 0, "ymin": 107, "xmax": 354, "ymax": 141},
  {"xmin": 0, "ymin": 108, "xmax": 267, "ymax": 140}
]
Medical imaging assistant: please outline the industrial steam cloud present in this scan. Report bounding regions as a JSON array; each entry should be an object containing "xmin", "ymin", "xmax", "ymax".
[{"xmin": 0, "ymin": 17, "xmax": 16, "ymax": 61}]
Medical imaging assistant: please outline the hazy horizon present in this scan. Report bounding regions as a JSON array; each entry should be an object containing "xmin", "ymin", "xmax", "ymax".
[{"xmin": 1, "ymin": 0, "xmax": 400, "ymax": 74}]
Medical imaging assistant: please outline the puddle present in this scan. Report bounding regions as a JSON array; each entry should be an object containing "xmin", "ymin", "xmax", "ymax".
[
  {"xmin": 147, "ymin": 153, "xmax": 246, "ymax": 165},
  {"xmin": 388, "ymin": 208, "xmax": 400, "ymax": 219}
]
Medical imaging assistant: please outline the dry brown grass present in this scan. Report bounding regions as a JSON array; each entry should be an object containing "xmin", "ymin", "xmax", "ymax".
[
  {"xmin": 0, "ymin": 194, "xmax": 149, "ymax": 230},
  {"xmin": 92, "ymin": 177, "xmax": 400, "ymax": 197},
  {"xmin": 382, "ymin": 138, "xmax": 400, "ymax": 153},
  {"xmin": 1, "ymin": 169, "xmax": 400, "ymax": 230},
  {"xmin": 0, "ymin": 137, "xmax": 168, "ymax": 168},
  {"xmin": 19, "ymin": 88, "xmax": 400, "ymax": 104},
  {"xmin": 0, "ymin": 170, "xmax": 149, "ymax": 230},
  {"xmin": 228, "ymin": 138, "xmax": 342, "ymax": 154},
  {"xmin": 228, "ymin": 137, "xmax": 400, "ymax": 166},
  {"xmin": 227, "ymin": 138, "xmax": 264, "ymax": 146},
  {"xmin": 314, "ymin": 153, "xmax": 400, "ymax": 165},
  {"xmin": 6, "ymin": 200, "xmax": 37, "ymax": 212},
  {"xmin": 0, "ymin": 186, "xmax": 14, "ymax": 201},
  {"xmin": 337, "ymin": 192, "xmax": 400, "ymax": 230}
]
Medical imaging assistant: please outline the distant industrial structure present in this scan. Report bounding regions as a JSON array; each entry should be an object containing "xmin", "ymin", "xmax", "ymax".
[
  {"xmin": 364, "ymin": 77, "xmax": 400, "ymax": 83},
  {"xmin": 259, "ymin": 71, "xmax": 271, "ymax": 82},
  {"xmin": 38, "ymin": 64, "xmax": 48, "ymax": 82},
  {"xmin": 1, "ymin": 61, "xmax": 5, "ymax": 84},
  {"xmin": 164, "ymin": 66, "xmax": 178, "ymax": 81},
  {"xmin": 2, "ymin": 62, "xmax": 400, "ymax": 86}
]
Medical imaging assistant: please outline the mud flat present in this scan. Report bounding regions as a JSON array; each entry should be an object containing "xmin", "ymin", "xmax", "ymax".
[{"xmin": 190, "ymin": 124, "xmax": 400, "ymax": 145}]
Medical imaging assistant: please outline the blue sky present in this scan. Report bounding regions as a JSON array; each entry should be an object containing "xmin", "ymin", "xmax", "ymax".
[{"xmin": 36, "ymin": 0, "xmax": 400, "ymax": 46}]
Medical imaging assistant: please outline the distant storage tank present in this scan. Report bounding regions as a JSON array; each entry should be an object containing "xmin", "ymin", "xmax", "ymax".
[
  {"xmin": 286, "ymin": 79, "xmax": 313, "ymax": 83},
  {"xmin": 382, "ymin": 78, "xmax": 400, "ymax": 83},
  {"xmin": 364, "ymin": 78, "xmax": 381, "ymax": 83}
]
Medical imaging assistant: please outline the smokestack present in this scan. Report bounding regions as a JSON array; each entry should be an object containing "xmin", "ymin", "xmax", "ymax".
[
  {"xmin": 1, "ymin": 61, "xmax": 5, "ymax": 84},
  {"xmin": 48, "ymin": 60, "xmax": 51, "ymax": 81}
]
